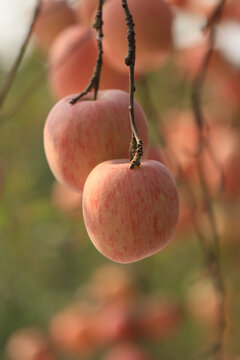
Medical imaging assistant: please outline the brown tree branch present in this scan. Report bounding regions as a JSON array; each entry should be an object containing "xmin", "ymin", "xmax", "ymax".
[
  {"xmin": 0, "ymin": 0, "xmax": 42, "ymax": 109},
  {"xmin": 121, "ymin": 0, "xmax": 143, "ymax": 169},
  {"xmin": 70, "ymin": 0, "xmax": 104, "ymax": 104},
  {"xmin": 191, "ymin": 1, "xmax": 227, "ymax": 359}
]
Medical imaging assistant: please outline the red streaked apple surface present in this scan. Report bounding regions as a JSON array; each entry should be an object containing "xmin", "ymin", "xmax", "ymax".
[
  {"xmin": 44, "ymin": 90, "xmax": 149, "ymax": 193},
  {"xmin": 82, "ymin": 159, "xmax": 179, "ymax": 263},
  {"xmin": 48, "ymin": 25, "xmax": 129, "ymax": 99}
]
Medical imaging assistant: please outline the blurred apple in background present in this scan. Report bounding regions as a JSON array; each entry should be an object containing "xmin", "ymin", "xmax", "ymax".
[
  {"xmin": 5, "ymin": 327, "xmax": 54, "ymax": 360},
  {"xmin": 162, "ymin": 109, "xmax": 239, "ymax": 198},
  {"xmin": 136, "ymin": 294, "xmax": 183, "ymax": 339},
  {"xmin": 74, "ymin": 0, "xmax": 99, "ymax": 25},
  {"xmin": 87, "ymin": 263, "xmax": 137, "ymax": 305},
  {"xmin": 147, "ymin": 145, "xmax": 168, "ymax": 165},
  {"xmin": 182, "ymin": 0, "xmax": 219, "ymax": 17},
  {"xmin": 101, "ymin": 342, "xmax": 152, "ymax": 360},
  {"xmin": 33, "ymin": 0, "xmax": 76, "ymax": 52},
  {"xmin": 48, "ymin": 24, "xmax": 129, "ymax": 99},
  {"xmin": 176, "ymin": 39, "xmax": 231, "ymax": 80},
  {"xmin": 102, "ymin": 0, "xmax": 174, "ymax": 75},
  {"xmin": 221, "ymin": 0, "xmax": 240, "ymax": 22},
  {"xmin": 49, "ymin": 303, "xmax": 94, "ymax": 355},
  {"xmin": 51, "ymin": 181, "xmax": 82, "ymax": 213},
  {"xmin": 89, "ymin": 301, "xmax": 138, "ymax": 346},
  {"xmin": 186, "ymin": 277, "xmax": 221, "ymax": 329},
  {"xmin": 162, "ymin": 109, "xmax": 202, "ymax": 174}
]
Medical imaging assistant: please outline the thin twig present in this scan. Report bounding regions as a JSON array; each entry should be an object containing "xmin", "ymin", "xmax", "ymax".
[
  {"xmin": 0, "ymin": 0, "xmax": 42, "ymax": 109},
  {"xmin": 122, "ymin": 0, "xmax": 143, "ymax": 169},
  {"xmin": 191, "ymin": 1, "xmax": 227, "ymax": 359},
  {"xmin": 191, "ymin": 29, "xmax": 215, "ymax": 132},
  {"xmin": 0, "ymin": 31, "xmax": 93, "ymax": 123},
  {"xmin": 202, "ymin": 0, "xmax": 225, "ymax": 31},
  {"xmin": 70, "ymin": 0, "xmax": 104, "ymax": 104}
]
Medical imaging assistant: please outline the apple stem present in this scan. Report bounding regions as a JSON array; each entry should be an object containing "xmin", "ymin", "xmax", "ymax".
[
  {"xmin": 191, "ymin": 1, "xmax": 226, "ymax": 359},
  {"xmin": 122, "ymin": 0, "xmax": 143, "ymax": 169},
  {"xmin": 0, "ymin": 0, "xmax": 42, "ymax": 110},
  {"xmin": 202, "ymin": 0, "xmax": 225, "ymax": 31},
  {"xmin": 70, "ymin": 0, "xmax": 104, "ymax": 105}
]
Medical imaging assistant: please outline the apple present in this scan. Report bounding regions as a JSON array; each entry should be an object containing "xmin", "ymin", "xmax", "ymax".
[
  {"xmin": 147, "ymin": 145, "xmax": 167, "ymax": 164},
  {"xmin": 5, "ymin": 327, "xmax": 54, "ymax": 360},
  {"xmin": 33, "ymin": 0, "xmax": 76, "ymax": 52},
  {"xmin": 136, "ymin": 294, "xmax": 182, "ymax": 339},
  {"xmin": 44, "ymin": 89, "xmax": 149, "ymax": 193},
  {"xmin": 176, "ymin": 40, "xmax": 229, "ymax": 80},
  {"xmin": 74, "ymin": 0, "xmax": 99, "ymax": 25},
  {"xmin": 51, "ymin": 181, "xmax": 82, "ymax": 212},
  {"xmin": 82, "ymin": 159, "xmax": 179, "ymax": 263},
  {"xmin": 186, "ymin": 277, "xmax": 222, "ymax": 329},
  {"xmin": 87, "ymin": 263, "xmax": 137, "ymax": 304},
  {"xmin": 184, "ymin": 0, "xmax": 219, "ymax": 17},
  {"xmin": 166, "ymin": 0, "xmax": 187, "ymax": 7},
  {"xmin": 162, "ymin": 109, "xmax": 202, "ymax": 173},
  {"xmin": 49, "ymin": 303, "xmax": 94, "ymax": 355},
  {"xmin": 102, "ymin": 0, "xmax": 173, "ymax": 75},
  {"xmin": 162, "ymin": 109, "xmax": 239, "ymax": 198},
  {"xmin": 101, "ymin": 342, "xmax": 151, "ymax": 360},
  {"xmin": 89, "ymin": 302, "xmax": 138, "ymax": 346},
  {"xmin": 174, "ymin": 186, "xmax": 195, "ymax": 238},
  {"xmin": 222, "ymin": 1, "xmax": 240, "ymax": 22},
  {"xmin": 48, "ymin": 25, "xmax": 129, "ymax": 99}
]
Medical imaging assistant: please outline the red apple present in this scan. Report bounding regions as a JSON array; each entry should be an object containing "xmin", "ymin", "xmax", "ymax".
[
  {"xmin": 101, "ymin": 342, "xmax": 151, "ymax": 360},
  {"xmin": 166, "ymin": 0, "xmax": 187, "ymax": 7},
  {"xmin": 33, "ymin": 0, "xmax": 76, "ymax": 52},
  {"xmin": 89, "ymin": 302, "xmax": 138, "ymax": 346},
  {"xmin": 48, "ymin": 25, "xmax": 129, "ymax": 99},
  {"xmin": 102, "ymin": 0, "xmax": 173, "ymax": 75},
  {"xmin": 74, "ymin": 0, "xmax": 99, "ymax": 25},
  {"xmin": 162, "ymin": 109, "xmax": 202, "ymax": 172},
  {"xmin": 51, "ymin": 181, "xmax": 82, "ymax": 212},
  {"xmin": 184, "ymin": 0, "xmax": 219, "ymax": 17},
  {"xmin": 5, "ymin": 327, "xmax": 54, "ymax": 360},
  {"xmin": 176, "ymin": 40, "xmax": 229, "ymax": 80},
  {"xmin": 223, "ymin": 1, "xmax": 240, "ymax": 22},
  {"xmin": 44, "ymin": 89, "xmax": 149, "ymax": 192},
  {"xmin": 162, "ymin": 109, "xmax": 240, "ymax": 198},
  {"xmin": 82, "ymin": 159, "xmax": 179, "ymax": 263},
  {"xmin": 186, "ymin": 277, "xmax": 222, "ymax": 328},
  {"xmin": 49, "ymin": 304, "xmax": 93, "ymax": 354},
  {"xmin": 87, "ymin": 263, "xmax": 137, "ymax": 304},
  {"xmin": 147, "ymin": 145, "xmax": 167, "ymax": 164},
  {"xmin": 137, "ymin": 295, "xmax": 182, "ymax": 339}
]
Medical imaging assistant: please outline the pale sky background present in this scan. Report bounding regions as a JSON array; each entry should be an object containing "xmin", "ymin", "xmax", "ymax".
[{"xmin": 0, "ymin": 0, "xmax": 239, "ymax": 70}]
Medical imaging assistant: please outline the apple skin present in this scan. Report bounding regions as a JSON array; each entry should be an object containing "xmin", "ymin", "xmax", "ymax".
[
  {"xmin": 82, "ymin": 159, "xmax": 179, "ymax": 264},
  {"xmin": 101, "ymin": 342, "xmax": 151, "ymax": 360},
  {"xmin": 48, "ymin": 25, "xmax": 129, "ymax": 99},
  {"xmin": 75, "ymin": 0, "xmax": 99, "ymax": 25},
  {"xmin": 33, "ymin": 0, "xmax": 76, "ymax": 52},
  {"xmin": 49, "ymin": 304, "xmax": 93, "ymax": 355},
  {"xmin": 5, "ymin": 327, "xmax": 54, "ymax": 360},
  {"xmin": 44, "ymin": 90, "xmax": 149, "ymax": 193},
  {"xmin": 51, "ymin": 181, "xmax": 82, "ymax": 213},
  {"xmin": 136, "ymin": 295, "xmax": 182, "ymax": 339},
  {"xmin": 102, "ymin": 0, "xmax": 173, "ymax": 75}
]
